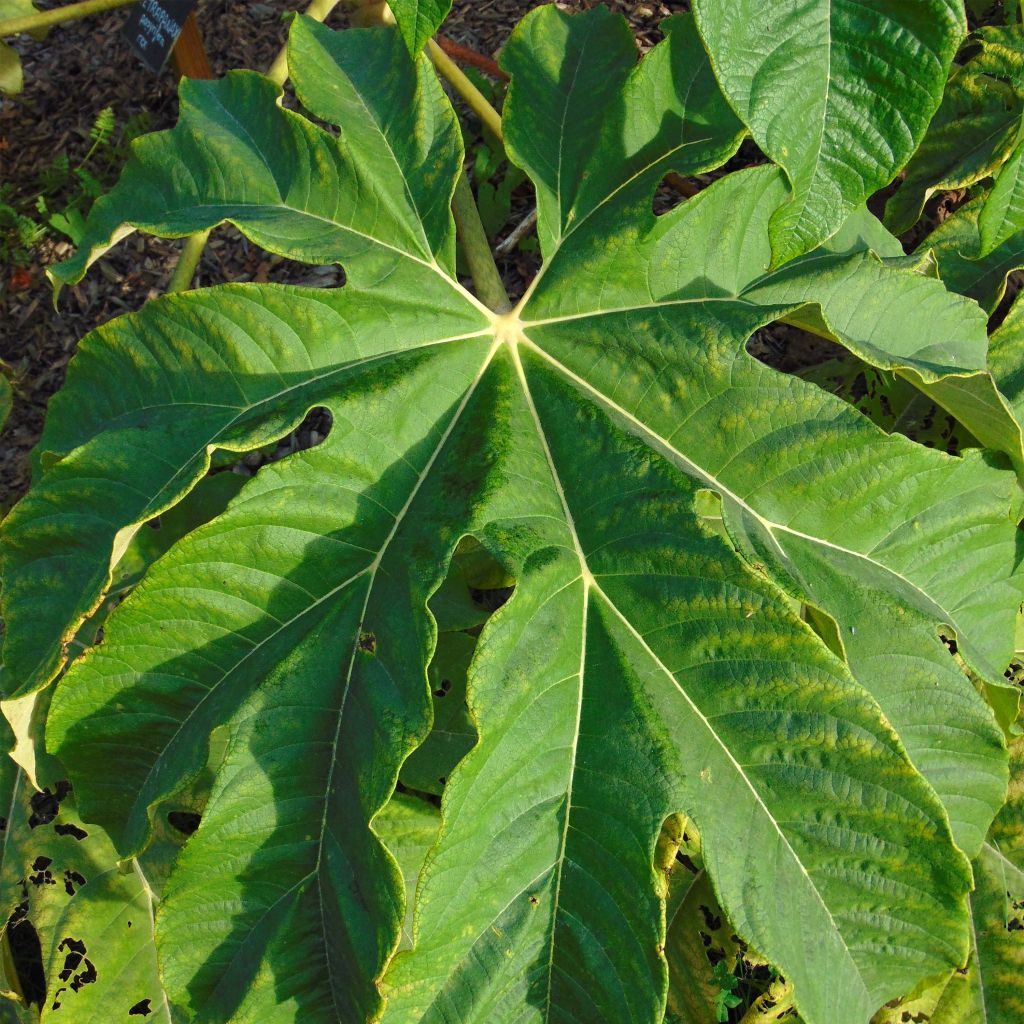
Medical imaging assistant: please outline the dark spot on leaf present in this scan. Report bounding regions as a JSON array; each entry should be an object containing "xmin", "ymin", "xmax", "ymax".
[
  {"xmin": 58, "ymin": 936, "xmax": 85, "ymax": 960},
  {"xmin": 358, "ymin": 632, "xmax": 376, "ymax": 654},
  {"xmin": 675, "ymin": 851, "xmax": 699, "ymax": 874},
  {"xmin": 698, "ymin": 904, "xmax": 722, "ymax": 931},
  {"xmin": 8, "ymin": 915, "xmax": 45, "ymax": 1008},
  {"xmin": 528, "ymin": 895, "xmax": 538, "ymax": 906},
  {"xmin": 28, "ymin": 781, "xmax": 72, "ymax": 828},
  {"xmin": 469, "ymin": 586, "xmax": 514, "ymax": 612},
  {"xmin": 64, "ymin": 869, "xmax": 87, "ymax": 896},
  {"xmin": 168, "ymin": 811, "xmax": 201, "ymax": 836},
  {"xmin": 73, "ymin": 959, "xmax": 98, "ymax": 990},
  {"xmin": 55, "ymin": 822, "xmax": 88, "ymax": 841},
  {"xmin": 57, "ymin": 935, "xmax": 97, "ymax": 991},
  {"xmin": 432, "ymin": 678, "xmax": 452, "ymax": 698},
  {"xmin": 28, "ymin": 860, "xmax": 55, "ymax": 886},
  {"xmin": 129, "ymin": 998, "xmax": 153, "ymax": 1016},
  {"xmin": 29, "ymin": 853, "xmax": 56, "ymax": 886}
]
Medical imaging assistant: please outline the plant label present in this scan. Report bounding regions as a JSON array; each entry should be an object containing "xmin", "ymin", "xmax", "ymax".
[{"xmin": 122, "ymin": 0, "xmax": 198, "ymax": 74}]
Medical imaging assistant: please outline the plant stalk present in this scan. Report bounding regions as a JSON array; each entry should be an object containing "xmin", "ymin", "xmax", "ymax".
[
  {"xmin": 0, "ymin": 0, "xmax": 140, "ymax": 38},
  {"xmin": 427, "ymin": 37, "xmax": 503, "ymax": 141},
  {"xmin": 452, "ymin": 173, "xmax": 510, "ymax": 312},
  {"xmin": 166, "ymin": 229, "xmax": 210, "ymax": 293},
  {"xmin": 423, "ymin": 20, "xmax": 508, "ymax": 310},
  {"xmin": 495, "ymin": 206, "xmax": 537, "ymax": 255},
  {"xmin": 436, "ymin": 35, "xmax": 507, "ymax": 81}
]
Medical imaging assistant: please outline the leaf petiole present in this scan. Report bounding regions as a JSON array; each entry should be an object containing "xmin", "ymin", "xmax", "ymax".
[
  {"xmin": 427, "ymin": 36, "xmax": 503, "ymax": 141},
  {"xmin": 451, "ymin": 172, "xmax": 510, "ymax": 312},
  {"xmin": 0, "ymin": 0, "xmax": 140, "ymax": 39}
]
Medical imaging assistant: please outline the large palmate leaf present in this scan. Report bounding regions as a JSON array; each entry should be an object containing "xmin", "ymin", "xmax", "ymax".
[
  {"xmin": 5, "ymin": 5, "xmax": 745, "ymax": 702},
  {"xmin": 885, "ymin": 25, "xmax": 1024, "ymax": 238},
  {"xmin": 3, "ymin": 8, "xmax": 1022, "ymax": 1024},
  {"xmin": 692, "ymin": 0, "xmax": 964, "ymax": 264}
]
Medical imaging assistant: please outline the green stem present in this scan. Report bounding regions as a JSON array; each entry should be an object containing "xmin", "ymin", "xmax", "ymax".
[
  {"xmin": 166, "ymin": 229, "xmax": 210, "ymax": 293},
  {"xmin": 427, "ymin": 37, "xmax": 503, "ymax": 141},
  {"xmin": 266, "ymin": 0, "xmax": 341, "ymax": 86},
  {"xmin": 452, "ymin": 173, "xmax": 509, "ymax": 312},
  {"xmin": 0, "ymin": 0, "xmax": 140, "ymax": 38}
]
